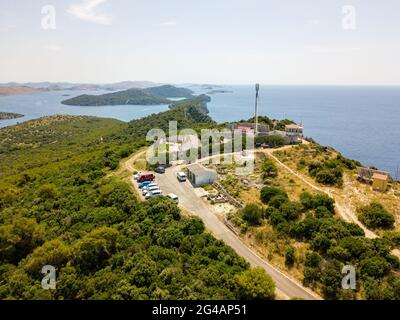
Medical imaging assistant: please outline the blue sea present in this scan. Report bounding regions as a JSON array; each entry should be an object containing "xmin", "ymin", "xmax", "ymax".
[{"xmin": 1, "ymin": 86, "xmax": 399, "ymax": 177}]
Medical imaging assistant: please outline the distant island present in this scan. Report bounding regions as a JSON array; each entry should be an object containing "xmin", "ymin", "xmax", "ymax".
[
  {"xmin": 0, "ymin": 112, "xmax": 24, "ymax": 120},
  {"xmin": 61, "ymin": 85, "xmax": 194, "ymax": 106},
  {"xmin": 0, "ymin": 86, "xmax": 45, "ymax": 96},
  {"xmin": 0, "ymin": 81, "xmax": 164, "ymax": 96},
  {"xmin": 206, "ymin": 89, "xmax": 233, "ymax": 95}
]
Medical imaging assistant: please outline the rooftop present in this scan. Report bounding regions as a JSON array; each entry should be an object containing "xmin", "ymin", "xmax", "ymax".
[
  {"xmin": 372, "ymin": 173, "xmax": 389, "ymax": 181},
  {"xmin": 187, "ymin": 163, "xmax": 212, "ymax": 175},
  {"xmin": 285, "ymin": 124, "xmax": 303, "ymax": 129}
]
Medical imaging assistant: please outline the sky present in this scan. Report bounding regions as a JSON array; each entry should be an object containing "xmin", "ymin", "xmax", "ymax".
[{"xmin": 0, "ymin": 0, "xmax": 400, "ymax": 85}]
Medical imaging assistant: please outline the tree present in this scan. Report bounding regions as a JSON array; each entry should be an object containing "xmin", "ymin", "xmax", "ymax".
[
  {"xmin": 280, "ymin": 201, "xmax": 303, "ymax": 221},
  {"xmin": 183, "ymin": 217, "xmax": 205, "ymax": 235},
  {"xmin": 261, "ymin": 160, "xmax": 278, "ymax": 178},
  {"xmin": 23, "ymin": 239, "xmax": 71, "ymax": 275},
  {"xmin": 268, "ymin": 194, "xmax": 289, "ymax": 209},
  {"xmin": 260, "ymin": 186, "xmax": 288, "ymax": 205},
  {"xmin": 71, "ymin": 227, "xmax": 119, "ymax": 273},
  {"xmin": 234, "ymin": 267, "xmax": 275, "ymax": 300},
  {"xmin": 285, "ymin": 246, "xmax": 296, "ymax": 267},
  {"xmin": 241, "ymin": 204, "xmax": 262, "ymax": 226},
  {"xmin": 321, "ymin": 263, "xmax": 342, "ymax": 299},
  {"xmin": 300, "ymin": 192, "xmax": 335, "ymax": 213},
  {"xmin": 359, "ymin": 257, "xmax": 391, "ymax": 279},
  {"xmin": 0, "ymin": 217, "xmax": 45, "ymax": 263},
  {"xmin": 37, "ymin": 183, "xmax": 58, "ymax": 200},
  {"xmin": 358, "ymin": 202, "xmax": 395, "ymax": 229}
]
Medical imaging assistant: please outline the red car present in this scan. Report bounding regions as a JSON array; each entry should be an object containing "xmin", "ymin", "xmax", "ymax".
[{"xmin": 137, "ymin": 173, "xmax": 155, "ymax": 183}]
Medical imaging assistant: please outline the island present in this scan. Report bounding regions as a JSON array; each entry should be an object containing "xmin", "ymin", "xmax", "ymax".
[
  {"xmin": 0, "ymin": 86, "xmax": 45, "ymax": 96},
  {"xmin": 0, "ymin": 112, "xmax": 24, "ymax": 120},
  {"xmin": 206, "ymin": 89, "xmax": 233, "ymax": 95},
  {"xmin": 61, "ymin": 85, "xmax": 194, "ymax": 106}
]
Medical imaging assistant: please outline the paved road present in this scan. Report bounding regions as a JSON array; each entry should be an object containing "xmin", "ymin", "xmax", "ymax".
[{"xmin": 154, "ymin": 165, "xmax": 320, "ymax": 300}]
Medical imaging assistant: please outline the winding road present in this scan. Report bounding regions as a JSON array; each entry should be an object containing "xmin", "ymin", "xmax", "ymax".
[{"xmin": 154, "ymin": 164, "xmax": 320, "ymax": 300}]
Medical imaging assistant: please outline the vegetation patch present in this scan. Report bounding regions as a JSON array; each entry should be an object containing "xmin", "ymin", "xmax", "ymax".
[{"xmin": 358, "ymin": 202, "xmax": 395, "ymax": 230}]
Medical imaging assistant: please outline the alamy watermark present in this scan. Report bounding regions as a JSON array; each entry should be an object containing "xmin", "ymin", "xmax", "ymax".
[
  {"xmin": 342, "ymin": 5, "xmax": 356, "ymax": 30},
  {"xmin": 341, "ymin": 265, "xmax": 356, "ymax": 290},
  {"xmin": 146, "ymin": 121, "xmax": 255, "ymax": 175},
  {"xmin": 41, "ymin": 265, "xmax": 56, "ymax": 290}
]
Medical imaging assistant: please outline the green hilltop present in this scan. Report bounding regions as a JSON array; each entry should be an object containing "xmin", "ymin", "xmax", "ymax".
[
  {"xmin": 61, "ymin": 85, "xmax": 194, "ymax": 106},
  {"xmin": 0, "ymin": 97, "xmax": 275, "ymax": 300}
]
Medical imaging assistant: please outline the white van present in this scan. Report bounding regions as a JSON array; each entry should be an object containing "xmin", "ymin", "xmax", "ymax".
[{"xmin": 177, "ymin": 171, "xmax": 187, "ymax": 182}]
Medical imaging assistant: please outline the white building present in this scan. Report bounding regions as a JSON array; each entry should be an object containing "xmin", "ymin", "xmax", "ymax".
[
  {"xmin": 186, "ymin": 164, "xmax": 217, "ymax": 187},
  {"xmin": 153, "ymin": 135, "xmax": 200, "ymax": 163},
  {"xmin": 284, "ymin": 124, "xmax": 303, "ymax": 144}
]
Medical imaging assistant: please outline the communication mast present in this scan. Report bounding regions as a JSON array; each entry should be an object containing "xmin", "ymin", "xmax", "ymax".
[{"xmin": 255, "ymin": 83, "xmax": 260, "ymax": 136}]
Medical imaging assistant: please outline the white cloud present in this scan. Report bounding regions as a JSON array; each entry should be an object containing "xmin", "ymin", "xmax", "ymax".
[
  {"xmin": 67, "ymin": 0, "xmax": 112, "ymax": 25},
  {"xmin": 43, "ymin": 44, "xmax": 62, "ymax": 51},
  {"xmin": 160, "ymin": 20, "xmax": 178, "ymax": 27}
]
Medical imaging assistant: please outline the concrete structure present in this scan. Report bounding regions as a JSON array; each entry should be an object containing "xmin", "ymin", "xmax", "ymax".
[
  {"xmin": 186, "ymin": 164, "xmax": 217, "ymax": 187},
  {"xmin": 372, "ymin": 173, "xmax": 389, "ymax": 191},
  {"xmin": 284, "ymin": 124, "xmax": 303, "ymax": 144},
  {"xmin": 153, "ymin": 134, "xmax": 200, "ymax": 163},
  {"xmin": 357, "ymin": 167, "xmax": 391, "ymax": 182},
  {"xmin": 226, "ymin": 123, "xmax": 269, "ymax": 136}
]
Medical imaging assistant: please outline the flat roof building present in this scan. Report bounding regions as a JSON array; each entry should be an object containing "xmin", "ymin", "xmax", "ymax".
[
  {"xmin": 372, "ymin": 173, "xmax": 389, "ymax": 191},
  {"xmin": 186, "ymin": 164, "xmax": 217, "ymax": 187}
]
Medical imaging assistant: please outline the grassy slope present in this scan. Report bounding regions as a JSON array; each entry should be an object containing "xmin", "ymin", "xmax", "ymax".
[{"xmin": 0, "ymin": 101, "xmax": 274, "ymax": 300}]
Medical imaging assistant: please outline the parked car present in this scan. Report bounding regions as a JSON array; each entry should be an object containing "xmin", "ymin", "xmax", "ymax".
[
  {"xmin": 167, "ymin": 193, "xmax": 179, "ymax": 203},
  {"xmin": 155, "ymin": 166, "xmax": 166, "ymax": 174},
  {"xmin": 137, "ymin": 173, "xmax": 155, "ymax": 183},
  {"xmin": 142, "ymin": 183, "xmax": 158, "ymax": 190},
  {"xmin": 150, "ymin": 190, "xmax": 162, "ymax": 196},
  {"xmin": 138, "ymin": 180, "xmax": 153, "ymax": 189},
  {"xmin": 142, "ymin": 186, "xmax": 160, "ymax": 195},
  {"xmin": 177, "ymin": 171, "xmax": 187, "ymax": 182}
]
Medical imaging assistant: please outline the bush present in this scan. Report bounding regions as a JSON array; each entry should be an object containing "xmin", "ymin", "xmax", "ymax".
[
  {"xmin": 359, "ymin": 256, "xmax": 391, "ymax": 279},
  {"xmin": 261, "ymin": 160, "xmax": 278, "ymax": 178},
  {"xmin": 285, "ymin": 247, "xmax": 295, "ymax": 267},
  {"xmin": 260, "ymin": 186, "xmax": 288, "ymax": 205},
  {"xmin": 358, "ymin": 202, "xmax": 395, "ymax": 229},
  {"xmin": 268, "ymin": 194, "xmax": 289, "ymax": 209},
  {"xmin": 280, "ymin": 201, "xmax": 303, "ymax": 221},
  {"xmin": 300, "ymin": 192, "xmax": 335, "ymax": 213},
  {"xmin": 234, "ymin": 267, "xmax": 275, "ymax": 300},
  {"xmin": 241, "ymin": 204, "xmax": 263, "ymax": 226},
  {"xmin": 308, "ymin": 161, "xmax": 343, "ymax": 186}
]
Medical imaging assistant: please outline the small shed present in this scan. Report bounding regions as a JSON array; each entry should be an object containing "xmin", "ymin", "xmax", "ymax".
[
  {"xmin": 372, "ymin": 173, "xmax": 389, "ymax": 191},
  {"xmin": 186, "ymin": 164, "xmax": 217, "ymax": 187}
]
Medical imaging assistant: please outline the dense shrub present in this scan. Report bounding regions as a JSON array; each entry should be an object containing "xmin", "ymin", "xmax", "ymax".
[
  {"xmin": 300, "ymin": 192, "xmax": 335, "ymax": 213},
  {"xmin": 358, "ymin": 202, "xmax": 395, "ymax": 229},
  {"xmin": 308, "ymin": 161, "xmax": 343, "ymax": 186},
  {"xmin": 234, "ymin": 267, "xmax": 275, "ymax": 300},
  {"xmin": 261, "ymin": 160, "xmax": 278, "ymax": 178},
  {"xmin": 260, "ymin": 186, "xmax": 288, "ymax": 205},
  {"xmin": 241, "ymin": 204, "xmax": 263, "ymax": 226}
]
